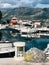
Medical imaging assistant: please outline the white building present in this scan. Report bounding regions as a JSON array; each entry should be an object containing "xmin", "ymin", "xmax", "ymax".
[{"xmin": 14, "ymin": 42, "xmax": 25, "ymax": 61}]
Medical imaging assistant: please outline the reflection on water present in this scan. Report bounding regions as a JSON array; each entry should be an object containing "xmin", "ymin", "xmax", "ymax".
[{"xmin": 1, "ymin": 31, "xmax": 49, "ymax": 51}]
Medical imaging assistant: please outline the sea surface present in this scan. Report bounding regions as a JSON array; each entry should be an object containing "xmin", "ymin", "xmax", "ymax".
[
  {"xmin": 0, "ymin": 30, "xmax": 49, "ymax": 57},
  {"xmin": 1, "ymin": 31, "xmax": 49, "ymax": 51}
]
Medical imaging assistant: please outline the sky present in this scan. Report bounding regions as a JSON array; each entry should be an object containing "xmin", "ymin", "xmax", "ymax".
[{"xmin": 0, "ymin": 0, "xmax": 49, "ymax": 8}]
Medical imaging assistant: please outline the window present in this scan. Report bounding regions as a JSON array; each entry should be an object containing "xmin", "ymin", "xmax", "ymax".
[{"xmin": 17, "ymin": 47, "xmax": 23, "ymax": 57}]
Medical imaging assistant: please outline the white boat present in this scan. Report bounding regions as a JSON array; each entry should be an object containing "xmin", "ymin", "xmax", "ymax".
[
  {"xmin": 44, "ymin": 44, "xmax": 49, "ymax": 59},
  {"xmin": 20, "ymin": 27, "xmax": 31, "ymax": 38},
  {"xmin": 0, "ymin": 41, "xmax": 14, "ymax": 54}
]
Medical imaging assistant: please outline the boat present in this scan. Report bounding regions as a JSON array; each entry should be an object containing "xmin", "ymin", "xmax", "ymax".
[
  {"xmin": 0, "ymin": 41, "xmax": 15, "ymax": 57},
  {"xmin": 44, "ymin": 44, "xmax": 49, "ymax": 59}
]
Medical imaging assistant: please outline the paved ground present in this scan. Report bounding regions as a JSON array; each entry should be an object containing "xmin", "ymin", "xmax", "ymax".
[{"xmin": 0, "ymin": 58, "xmax": 49, "ymax": 65}]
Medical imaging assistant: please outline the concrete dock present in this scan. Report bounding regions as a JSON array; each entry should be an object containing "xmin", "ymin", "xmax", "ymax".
[{"xmin": 0, "ymin": 58, "xmax": 49, "ymax": 65}]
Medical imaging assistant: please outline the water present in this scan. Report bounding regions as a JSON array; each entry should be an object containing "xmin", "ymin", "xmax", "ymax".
[
  {"xmin": 0, "ymin": 31, "xmax": 49, "ymax": 58},
  {"xmin": 1, "ymin": 31, "xmax": 49, "ymax": 51},
  {"xmin": 26, "ymin": 38, "xmax": 49, "ymax": 51}
]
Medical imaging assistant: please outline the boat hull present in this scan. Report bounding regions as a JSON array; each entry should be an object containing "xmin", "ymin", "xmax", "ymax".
[{"xmin": 0, "ymin": 52, "xmax": 15, "ymax": 58}]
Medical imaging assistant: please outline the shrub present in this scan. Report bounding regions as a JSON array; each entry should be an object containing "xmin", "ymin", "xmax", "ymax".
[{"xmin": 24, "ymin": 54, "xmax": 36, "ymax": 61}]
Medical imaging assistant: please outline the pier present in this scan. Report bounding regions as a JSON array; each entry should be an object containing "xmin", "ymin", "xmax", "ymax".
[{"xmin": 0, "ymin": 58, "xmax": 49, "ymax": 65}]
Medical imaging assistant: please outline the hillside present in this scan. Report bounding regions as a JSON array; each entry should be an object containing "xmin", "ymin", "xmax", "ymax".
[{"xmin": 1, "ymin": 7, "xmax": 49, "ymax": 20}]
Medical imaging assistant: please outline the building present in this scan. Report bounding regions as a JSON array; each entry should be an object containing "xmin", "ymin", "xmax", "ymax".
[
  {"xmin": 14, "ymin": 42, "xmax": 25, "ymax": 61},
  {"xmin": 11, "ymin": 16, "xmax": 18, "ymax": 25},
  {"xmin": 33, "ymin": 22, "xmax": 41, "ymax": 28}
]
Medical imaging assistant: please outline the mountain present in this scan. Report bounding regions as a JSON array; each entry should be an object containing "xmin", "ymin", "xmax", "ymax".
[{"xmin": 1, "ymin": 7, "xmax": 49, "ymax": 20}]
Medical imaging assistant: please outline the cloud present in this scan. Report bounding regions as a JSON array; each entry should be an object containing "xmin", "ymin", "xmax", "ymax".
[
  {"xmin": 40, "ymin": 0, "xmax": 49, "ymax": 4},
  {"xmin": 0, "ymin": 0, "xmax": 41, "ymax": 8},
  {"xmin": 13, "ymin": 0, "xmax": 41, "ymax": 7},
  {"xmin": 35, "ymin": 4, "xmax": 49, "ymax": 8},
  {"xmin": 0, "ymin": 3, "xmax": 14, "ymax": 8},
  {"xmin": 2, "ymin": 3, "xmax": 12, "ymax": 8},
  {"xmin": 0, "ymin": 0, "xmax": 49, "ymax": 8},
  {"xmin": 35, "ymin": 0, "xmax": 49, "ymax": 8}
]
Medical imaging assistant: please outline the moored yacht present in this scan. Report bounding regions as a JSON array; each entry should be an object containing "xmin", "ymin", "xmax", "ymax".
[{"xmin": 0, "ymin": 41, "xmax": 14, "ymax": 57}]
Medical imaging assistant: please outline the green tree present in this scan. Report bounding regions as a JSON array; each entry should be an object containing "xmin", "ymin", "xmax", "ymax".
[
  {"xmin": 0, "ymin": 11, "xmax": 2, "ymax": 20},
  {"xmin": 0, "ymin": 11, "xmax": 2, "ymax": 40},
  {"xmin": 0, "ymin": 32, "xmax": 2, "ymax": 40}
]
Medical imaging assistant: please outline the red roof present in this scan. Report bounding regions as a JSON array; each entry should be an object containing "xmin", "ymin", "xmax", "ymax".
[
  {"xmin": 12, "ymin": 20, "xmax": 17, "ymax": 25},
  {"xmin": 34, "ymin": 22, "xmax": 41, "ymax": 25}
]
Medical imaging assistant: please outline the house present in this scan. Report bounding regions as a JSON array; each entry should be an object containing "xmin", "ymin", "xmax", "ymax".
[
  {"xmin": 33, "ymin": 22, "xmax": 41, "ymax": 28},
  {"xmin": 11, "ymin": 16, "xmax": 18, "ymax": 25}
]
